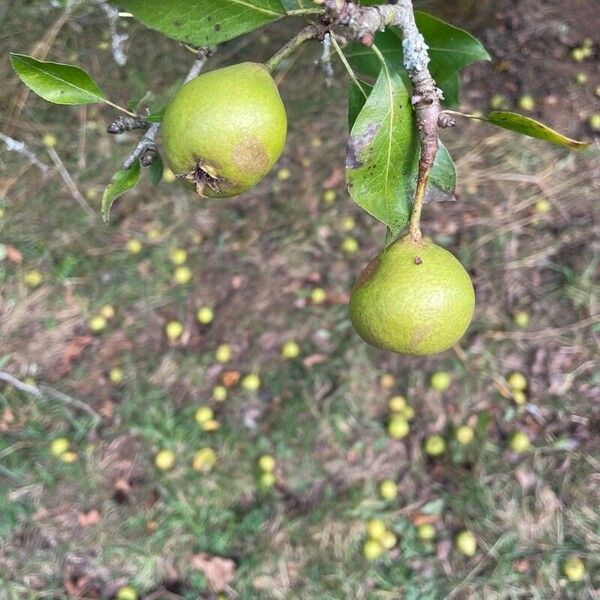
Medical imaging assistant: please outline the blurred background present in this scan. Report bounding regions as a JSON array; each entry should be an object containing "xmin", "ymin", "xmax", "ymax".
[{"xmin": 1, "ymin": 0, "xmax": 599, "ymax": 598}]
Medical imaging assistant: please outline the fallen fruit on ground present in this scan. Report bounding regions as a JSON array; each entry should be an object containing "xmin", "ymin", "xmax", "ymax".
[
  {"xmin": 258, "ymin": 455, "xmax": 276, "ymax": 472},
  {"xmin": 563, "ymin": 555, "xmax": 586, "ymax": 582},
  {"xmin": 116, "ymin": 586, "xmax": 138, "ymax": 600},
  {"xmin": 155, "ymin": 449, "xmax": 176, "ymax": 470},
  {"xmin": 366, "ymin": 518, "xmax": 387, "ymax": 541},
  {"xmin": 363, "ymin": 539, "xmax": 384, "ymax": 561},
  {"xmin": 192, "ymin": 448, "xmax": 217, "ymax": 473},
  {"xmin": 455, "ymin": 529, "xmax": 477, "ymax": 557},
  {"xmin": 424, "ymin": 434, "xmax": 446, "ymax": 457},
  {"xmin": 455, "ymin": 425, "xmax": 475, "ymax": 445},
  {"xmin": 510, "ymin": 431, "xmax": 530, "ymax": 453},
  {"xmin": 161, "ymin": 62, "xmax": 287, "ymax": 198},
  {"xmin": 417, "ymin": 523, "xmax": 436, "ymax": 541},
  {"xmin": 379, "ymin": 479, "xmax": 398, "ymax": 501},
  {"xmin": 388, "ymin": 415, "xmax": 410, "ymax": 439},
  {"xmin": 349, "ymin": 235, "xmax": 475, "ymax": 355}
]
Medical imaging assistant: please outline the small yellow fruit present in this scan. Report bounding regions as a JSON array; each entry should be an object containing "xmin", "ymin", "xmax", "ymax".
[
  {"xmin": 155, "ymin": 449, "xmax": 176, "ymax": 470},
  {"xmin": 61, "ymin": 451, "xmax": 78, "ymax": 463},
  {"xmin": 277, "ymin": 167, "xmax": 291, "ymax": 180},
  {"xmin": 430, "ymin": 371, "xmax": 452, "ymax": 392},
  {"xmin": 341, "ymin": 216, "xmax": 355, "ymax": 231},
  {"xmin": 109, "ymin": 367, "xmax": 124, "ymax": 385},
  {"xmin": 310, "ymin": 136, "xmax": 322, "ymax": 148},
  {"xmin": 379, "ymin": 479, "xmax": 398, "ymax": 501},
  {"xmin": 366, "ymin": 518, "xmax": 387, "ymax": 541},
  {"xmin": 163, "ymin": 168, "xmax": 177, "ymax": 183},
  {"xmin": 42, "ymin": 133, "xmax": 57, "ymax": 147},
  {"xmin": 89, "ymin": 315, "xmax": 107, "ymax": 332},
  {"xmin": 116, "ymin": 586, "xmax": 138, "ymax": 600},
  {"xmin": 563, "ymin": 555, "xmax": 586, "ymax": 582},
  {"xmin": 169, "ymin": 248, "xmax": 187, "ymax": 265},
  {"xmin": 126, "ymin": 239, "xmax": 142, "ymax": 254},
  {"xmin": 455, "ymin": 425, "xmax": 475, "ymax": 445},
  {"xmin": 490, "ymin": 94, "xmax": 508, "ymax": 110},
  {"xmin": 513, "ymin": 311, "xmax": 530, "ymax": 327},
  {"xmin": 417, "ymin": 523, "xmax": 436, "ymax": 541},
  {"xmin": 455, "ymin": 530, "xmax": 477, "ymax": 557},
  {"xmin": 99, "ymin": 304, "xmax": 115, "ymax": 319},
  {"xmin": 512, "ymin": 389, "xmax": 527, "ymax": 405},
  {"xmin": 195, "ymin": 406, "xmax": 214, "ymax": 425},
  {"xmin": 388, "ymin": 415, "xmax": 410, "ymax": 439},
  {"xmin": 215, "ymin": 344, "xmax": 232, "ymax": 363},
  {"xmin": 281, "ymin": 341, "xmax": 300, "ymax": 359},
  {"xmin": 401, "ymin": 405, "xmax": 415, "ymax": 421},
  {"xmin": 50, "ymin": 437, "xmax": 70, "ymax": 457},
  {"xmin": 388, "ymin": 395, "xmax": 407, "ymax": 412},
  {"xmin": 147, "ymin": 227, "xmax": 162, "ymax": 242},
  {"xmin": 166, "ymin": 321, "xmax": 184, "ymax": 341},
  {"xmin": 310, "ymin": 288, "xmax": 327, "ymax": 304},
  {"xmin": 381, "ymin": 530, "xmax": 397, "ymax": 550},
  {"xmin": 212, "ymin": 385, "xmax": 227, "ymax": 402},
  {"xmin": 24, "ymin": 377, "xmax": 36, "ymax": 386},
  {"xmin": 534, "ymin": 198, "xmax": 551, "ymax": 214},
  {"xmin": 507, "ymin": 372, "xmax": 528, "ymax": 391},
  {"xmin": 379, "ymin": 374, "xmax": 395, "ymax": 389},
  {"xmin": 509, "ymin": 431, "xmax": 530, "ymax": 453},
  {"xmin": 341, "ymin": 237, "xmax": 359, "ymax": 254},
  {"xmin": 201, "ymin": 419, "xmax": 220, "ymax": 432},
  {"xmin": 196, "ymin": 307, "xmax": 214, "ymax": 325},
  {"xmin": 518, "ymin": 95, "xmax": 536, "ymax": 111},
  {"xmin": 192, "ymin": 447, "xmax": 217, "ymax": 473},
  {"xmin": 241, "ymin": 374, "xmax": 261, "ymax": 392},
  {"xmin": 173, "ymin": 266, "xmax": 192, "ymax": 285},
  {"xmin": 424, "ymin": 434, "xmax": 446, "ymax": 457},
  {"xmin": 589, "ymin": 113, "xmax": 600, "ymax": 132},
  {"xmin": 259, "ymin": 471, "xmax": 276, "ymax": 489},
  {"xmin": 322, "ymin": 189, "xmax": 336, "ymax": 203},
  {"xmin": 23, "ymin": 269, "xmax": 43, "ymax": 288},
  {"xmin": 362, "ymin": 539, "xmax": 384, "ymax": 561},
  {"xmin": 258, "ymin": 454, "xmax": 276, "ymax": 472}
]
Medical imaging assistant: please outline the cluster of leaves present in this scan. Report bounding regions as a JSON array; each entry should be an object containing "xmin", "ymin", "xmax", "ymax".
[{"xmin": 9, "ymin": 0, "xmax": 589, "ymax": 233}]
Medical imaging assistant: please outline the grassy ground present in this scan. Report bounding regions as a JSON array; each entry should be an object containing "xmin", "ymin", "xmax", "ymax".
[{"xmin": 1, "ymin": 3, "xmax": 600, "ymax": 599}]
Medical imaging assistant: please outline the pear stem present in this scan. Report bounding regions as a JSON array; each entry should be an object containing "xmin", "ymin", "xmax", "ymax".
[
  {"xmin": 408, "ymin": 166, "xmax": 430, "ymax": 242},
  {"xmin": 265, "ymin": 24, "xmax": 327, "ymax": 73}
]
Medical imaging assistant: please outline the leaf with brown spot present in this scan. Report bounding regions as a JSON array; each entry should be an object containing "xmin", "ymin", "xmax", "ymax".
[{"xmin": 191, "ymin": 553, "xmax": 235, "ymax": 591}]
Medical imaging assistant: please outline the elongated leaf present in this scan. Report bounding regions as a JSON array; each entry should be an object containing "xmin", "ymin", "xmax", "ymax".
[
  {"xmin": 10, "ymin": 53, "xmax": 105, "ymax": 105},
  {"xmin": 114, "ymin": 0, "xmax": 285, "ymax": 46},
  {"xmin": 149, "ymin": 154, "xmax": 164, "ymax": 185},
  {"xmin": 279, "ymin": 0, "xmax": 323, "ymax": 11},
  {"xmin": 484, "ymin": 111, "xmax": 590, "ymax": 150},
  {"xmin": 429, "ymin": 141, "xmax": 456, "ymax": 197},
  {"xmin": 346, "ymin": 63, "xmax": 419, "ymax": 235},
  {"xmin": 348, "ymin": 79, "xmax": 373, "ymax": 130},
  {"xmin": 102, "ymin": 162, "xmax": 141, "ymax": 222}
]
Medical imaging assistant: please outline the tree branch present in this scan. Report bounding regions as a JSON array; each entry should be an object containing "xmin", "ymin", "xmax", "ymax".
[
  {"xmin": 324, "ymin": 0, "xmax": 447, "ymax": 241},
  {"xmin": 265, "ymin": 23, "xmax": 328, "ymax": 73},
  {"xmin": 120, "ymin": 47, "xmax": 215, "ymax": 170}
]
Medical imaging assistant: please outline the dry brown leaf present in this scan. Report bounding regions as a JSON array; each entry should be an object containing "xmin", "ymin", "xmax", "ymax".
[
  {"xmin": 77, "ymin": 509, "xmax": 101, "ymax": 527},
  {"xmin": 191, "ymin": 553, "xmax": 235, "ymax": 591},
  {"xmin": 222, "ymin": 370, "xmax": 241, "ymax": 387},
  {"xmin": 56, "ymin": 335, "xmax": 94, "ymax": 377}
]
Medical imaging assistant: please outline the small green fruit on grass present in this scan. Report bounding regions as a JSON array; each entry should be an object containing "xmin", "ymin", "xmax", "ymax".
[
  {"xmin": 116, "ymin": 586, "xmax": 138, "ymax": 600},
  {"xmin": 388, "ymin": 395, "xmax": 406, "ymax": 412},
  {"xmin": 89, "ymin": 315, "xmax": 107, "ymax": 333},
  {"xmin": 417, "ymin": 523, "xmax": 436, "ymax": 541},
  {"xmin": 192, "ymin": 447, "xmax": 217, "ymax": 473},
  {"xmin": 195, "ymin": 406, "xmax": 214, "ymax": 425},
  {"xmin": 507, "ymin": 372, "xmax": 527, "ymax": 391},
  {"xmin": 242, "ymin": 374, "xmax": 261, "ymax": 391},
  {"xmin": 50, "ymin": 437, "xmax": 70, "ymax": 457},
  {"xmin": 350, "ymin": 236, "xmax": 474, "ymax": 354},
  {"xmin": 430, "ymin": 371, "xmax": 452, "ymax": 392},
  {"xmin": 563, "ymin": 555, "xmax": 586, "ymax": 582},
  {"xmin": 379, "ymin": 479, "xmax": 398, "ymax": 501},
  {"xmin": 367, "ymin": 518, "xmax": 387, "ymax": 541},
  {"xmin": 23, "ymin": 269, "xmax": 43, "ymax": 287},
  {"xmin": 173, "ymin": 266, "xmax": 192, "ymax": 285},
  {"xmin": 126, "ymin": 239, "xmax": 142, "ymax": 254},
  {"xmin": 310, "ymin": 288, "xmax": 327, "ymax": 304},
  {"xmin": 455, "ymin": 530, "xmax": 477, "ymax": 557},
  {"xmin": 155, "ymin": 449, "xmax": 176, "ymax": 471},
  {"xmin": 259, "ymin": 471, "xmax": 276, "ymax": 489},
  {"xmin": 363, "ymin": 539, "xmax": 384, "ymax": 561},
  {"xmin": 197, "ymin": 307, "xmax": 214, "ymax": 325},
  {"xmin": 169, "ymin": 248, "xmax": 187, "ymax": 265},
  {"xmin": 388, "ymin": 415, "xmax": 410, "ymax": 439},
  {"xmin": 162, "ymin": 62, "xmax": 287, "ymax": 197},
  {"xmin": 381, "ymin": 530, "xmax": 397, "ymax": 550},
  {"xmin": 513, "ymin": 311, "xmax": 530, "ymax": 327},
  {"xmin": 213, "ymin": 385, "xmax": 227, "ymax": 402},
  {"xmin": 215, "ymin": 344, "xmax": 232, "ymax": 363},
  {"xmin": 166, "ymin": 321, "xmax": 184, "ymax": 341},
  {"xmin": 61, "ymin": 451, "xmax": 78, "ymax": 463},
  {"xmin": 281, "ymin": 341, "xmax": 300, "ymax": 359},
  {"xmin": 509, "ymin": 431, "xmax": 530, "ymax": 453},
  {"xmin": 518, "ymin": 95, "xmax": 536, "ymax": 111},
  {"xmin": 455, "ymin": 425, "xmax": 475, "ymax": 445},
  {"xmin": 424, "ymin": 434, "xmax": 446, "ymax": 457},
  {"xmin": 109, "ymin": 367, "xmax": 124, "ymax": 385},
  {"xmin": 258, "ymin": 455, "xmax": 276, "ymax": 472}
]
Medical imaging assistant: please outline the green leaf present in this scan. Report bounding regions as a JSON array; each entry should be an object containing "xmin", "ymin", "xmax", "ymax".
[
  {"xmin": 10, "ymin": 53, "xmax": 105, "ymax": 105},
  {"xmin": 344, "ymin": 12, "xmax": 489, "ymax": 105},
  {"xmin": 430, "ymin": 142, "xmax": 456, "ymax": 197},
  {"xmin": 346, "ymin": 62, "xmax": 419, "ymax": 235},
  {"xmin": 149, "ymin": 154, "xmax": 164, "ymax": 185},
  {"xmin": 114, "ymin": 0, "xmax": 285, "ymax": 46},
  {"xmin": 279, "ymin": 0, "xmax": 322, "ymax": 12},
  {"xmin": 102, "ymin": 163, "xmax": 141, "ymax": 222},
  {"xmin": 483, "ymin": 111, "xmax": 590, "ymax": 150},
  {"xmin": 348, "ymin": 79, "xmax": 373, "ymax": 130}
]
